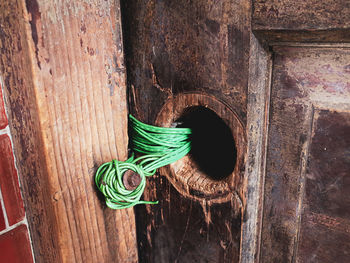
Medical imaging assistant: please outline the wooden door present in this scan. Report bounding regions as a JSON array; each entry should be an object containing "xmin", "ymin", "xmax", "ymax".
[
  {"xmin": 251, "ymin": 1, "xmax": 350, "ymax": 262},
  {"xmin": 121, "ymin": 1, "xmax": 250, "ymax": 262},
  {"xmin": 259, "ymin": 47, "xmax": 350, "ymax": 263},
  {"xmin": 121, "ymin": 0, "xmax": 350, "ymax": 262},
  {"xmin": 1, "ymin": 0, "xmax": 350, "ymax": 262}
]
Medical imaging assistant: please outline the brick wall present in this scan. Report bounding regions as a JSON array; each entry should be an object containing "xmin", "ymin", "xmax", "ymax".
[{"xmin": 0, "ymin": 78, "xmax": 34, "ymax": 262}]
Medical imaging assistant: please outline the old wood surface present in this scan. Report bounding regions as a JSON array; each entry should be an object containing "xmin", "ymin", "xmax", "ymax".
[
  {"xmin": 298, "ymin": 110, "xmax": 350, "ymax": 262},
  {"xmin": 121, "ymin": 0, "xmax": 250, "ymax": 262},
  {"xmin": 156, "ymin": 93, "xmax": 246, "ymax": 204},
  {"xmin": 250, "ymin": 2, "xmax": 350, "ymax": 262},
  {"xmin": 240, "ymin": 34, "xmax": 271, "ymax": 263},
  {"xmin": 253, "ymin": 0, "xmax": 350, "ymax": 30},
  {"xmin": 122, "ymin": 0, "xmax": 350, "ymax": 262},
  {"xmin": 0, "ymin": 0, "xmax": 137, "ymax": 262},
  {"xmin": 260, "ymin": 47, "xmax": 350, "ymax": 262},
  {"xmin": 253, "ymin": 0, "xmax": 350, "ymax": 43},
  {"xmin": 1, "ymin": 0, "xmax": 350, "ymax": 262}
]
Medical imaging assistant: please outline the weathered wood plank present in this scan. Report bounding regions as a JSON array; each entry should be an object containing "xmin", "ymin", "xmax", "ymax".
[
  {"xmin": 240, "ymin": 34, "xmax": 272, "ymax": 263},
  {"xmin": 121, "ymin": 0, "xmax": 250, "ymax": 261},
  {"xmin": 260, "ymin": 69, "xmax": 312, "ymax": 262},
  {"xmin": 252, "ymin": 0, "xmax": 350, "ymax": 43},
  {"xmin": 0, "ymin": 0, "xmax": 137, "ymax": 262},
  {"xmin": 297, "ymin": 110, "xmax": 350, "ymax": 263},
  {"xmin": 260, "ymin": 47, "xmax": 350, "ymax": 262},
  {"xmin": 253, "ymin": 0, "xmax": 350, "ymax": 30},
  {"xmin": 122, "ymin": 0, "xmax": 250, "ymax": 123}
]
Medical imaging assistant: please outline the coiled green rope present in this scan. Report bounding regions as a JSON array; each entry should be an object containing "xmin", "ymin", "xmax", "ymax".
[{"xmin": 95, "ymin": 115, "xmax": 192, "ymax": 209}]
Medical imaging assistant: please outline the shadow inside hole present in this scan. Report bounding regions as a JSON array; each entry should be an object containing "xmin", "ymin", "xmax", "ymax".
[{"xmin": 177, "ymin": 106, "xmax": 237, "ymax": 180}]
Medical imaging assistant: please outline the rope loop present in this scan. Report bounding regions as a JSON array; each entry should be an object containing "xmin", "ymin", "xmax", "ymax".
[{"xmin": 95, "ymin": 115, "xmax": 192, "ymax": 209}]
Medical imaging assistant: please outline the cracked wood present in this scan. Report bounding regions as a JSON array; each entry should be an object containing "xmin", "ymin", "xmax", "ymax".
[{"xmin": 0, "ymin": 0, "xmax": 137, "ymax": 262}]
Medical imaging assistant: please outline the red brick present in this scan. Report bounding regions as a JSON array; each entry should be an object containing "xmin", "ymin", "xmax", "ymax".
[
  {"xmin": 0, "ymin": 135, "xmax": 24, "ymax": 225},
  {"xmin": 0, "ymin": 203, "xmax": 5, "ymax": 231},
  {"xmin": 0, "ymin": 83, "xmax": 8, "ymax": 129},
  {"xmin": 0, "ymin": 224, "xmax": 33, "ymax": 263}
]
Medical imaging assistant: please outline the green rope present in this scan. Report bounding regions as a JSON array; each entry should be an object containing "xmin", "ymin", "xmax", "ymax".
[{"xmin": 95, "ymin": 114, "xmax": 191, "ymax": 209}]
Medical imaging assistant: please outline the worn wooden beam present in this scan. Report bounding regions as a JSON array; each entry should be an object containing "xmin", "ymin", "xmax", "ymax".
[
  {"xmin": 252, "ymin": 0, "xmax": 350, "ymax": 43},
  {"xmin": 0, "ymin": 0, "xmax": 137, "ymax": 262},
  {"xmin": 240, "ymin": 34, "xmax": 272, "ymax": 263}
]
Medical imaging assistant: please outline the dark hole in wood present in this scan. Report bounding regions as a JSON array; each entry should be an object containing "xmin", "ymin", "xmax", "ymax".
[{"xmin": 177, "ymin": 106, "xmax": 237, "ymax": 180}]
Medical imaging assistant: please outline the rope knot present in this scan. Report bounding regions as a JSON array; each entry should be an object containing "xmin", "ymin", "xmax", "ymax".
[{"xmin": 95, "ymin": 115, "xmax": 191, "ymax": 209}]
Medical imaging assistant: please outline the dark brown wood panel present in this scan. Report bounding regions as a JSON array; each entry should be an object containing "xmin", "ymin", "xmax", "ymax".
[
  {"xmin": 260, "ymin": 68, "xmax": 312, "ymax": 262},
  {"xmin": 297, "ymin": 212, "xmax": 350, "ymax": 263},
  {"xmin": 305, "ymin": 111, "xmax": 350, "ymax": 219},
  {"xmin": 260, "ymin": 47, "xmax": 350, "ymax": 262},
  {"xmin": 120, "ymin": 0, "xmax": 250, "ymax": 261},
  {"xmin": 297, "ymin": 110, "xmax": 350, "ymax": 263},
  {"xmin": 140, "ymin": 186, "xmax": 242, "ymax": 262},
  {"xmin": 252, "ymin": 0, "xmax": 350, "ymax": 43},
  {"xmin": 253, "ymin": 0, "xmax": 350, "ymax": 30},
  {"xmin": 121, "ymin": 0, "xmax": 250, "ymax": 123}
]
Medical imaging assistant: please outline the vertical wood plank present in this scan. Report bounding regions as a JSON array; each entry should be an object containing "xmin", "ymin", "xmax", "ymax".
[
  {"xmin": 0, "ymin": 0, "xmax": 137, "ymax": 262},
  {"xmin": 240, "ymin": 34, "xmax": 272, "ymax": 263},
  {"xmin": 121, "ymin": 0, "xmax": 250, "ymax": 261},
  {"xmin": 260, "ymin": 48, "xmax": 314, "ymax": 262}
]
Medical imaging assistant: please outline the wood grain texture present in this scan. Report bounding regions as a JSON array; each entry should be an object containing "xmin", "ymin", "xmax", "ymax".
[
  {"xmin": 297, "ymin": 110, "xmax": 350, "ymax": 263},
  {"xmin": 121, "ymin": 0, "xmax": 250, "ymax": 261},
  {"xmin": 240, "ymin": 34, "xmax": 272, "ymax": 263},
  {"xmin": 252, "ymin": 0, "xmax": 350, "ymax": 43},
  {"xmin": 253, "ymin": 0, "xmax": 350, "ymax": 30},
  {"xmin": 139, "ymin": 93, "xmax": 246, "ymax": 262},
  {"xmin": 260, "ymin": 47, "xmax": 350, "ymax": 262},
  {"xmin": 0, "ymin": 0, "xmax": 137, "ymax": 262},
  {"xmin": 122, "ymin": 0, "xmax": 250, "ymax": 124},
  {"xmin": 3, "ymin": 1, "xmax": 350, "ymax": 262}
]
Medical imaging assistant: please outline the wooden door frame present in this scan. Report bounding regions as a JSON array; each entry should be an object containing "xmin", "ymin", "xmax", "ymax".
[{"xmin": 242, "ymin": 1, "xmax": 350, "ymax": 262}]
